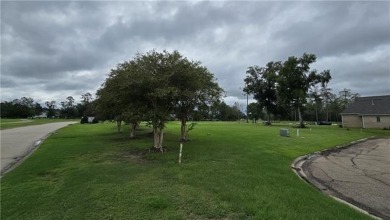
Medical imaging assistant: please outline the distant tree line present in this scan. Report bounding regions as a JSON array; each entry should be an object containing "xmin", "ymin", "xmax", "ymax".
[
  {"xmin": 0, "ymin": 92, "xmax": 95, "ymax": 119},
  {"xmin": 1, "ymin": 97, "xmax": 43, "ymax": 118},
  {"xmin": 244, "ymin": 53, "xmax": 359, "ymax": 126}
]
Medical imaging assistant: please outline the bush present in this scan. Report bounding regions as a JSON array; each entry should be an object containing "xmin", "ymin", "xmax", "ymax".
[
  {"xmin": 80, "ymin": 116, "xmax": 88, "ymax": 124},
  {"xmin": 92, "ymin": 117, "xmax": 99, "ymax": 124}
]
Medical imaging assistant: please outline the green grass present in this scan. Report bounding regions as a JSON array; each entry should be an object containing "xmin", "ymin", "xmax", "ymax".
[
  {"xmin": 1, "ymin": 122, "xmax": 389, "ymax": 219},
  {"xmin": 0, "ymin": 118, "xmax": 77, "ymax": 130}
]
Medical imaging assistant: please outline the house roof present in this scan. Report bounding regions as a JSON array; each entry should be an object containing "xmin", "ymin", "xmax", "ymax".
[{"xmin": 341, "ymin": 95, "xmax": 390, "ymax": 115}]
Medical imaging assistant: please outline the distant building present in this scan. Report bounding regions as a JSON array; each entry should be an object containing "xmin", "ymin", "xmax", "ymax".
[{"xmin": 340, "ymin": 95, "xmax": 390, "ymax": 129}]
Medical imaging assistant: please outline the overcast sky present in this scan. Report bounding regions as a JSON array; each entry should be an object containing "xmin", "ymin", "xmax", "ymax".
[{"xmin": 1, "ymin": 1, "xmax": 389, "ymax": 106}]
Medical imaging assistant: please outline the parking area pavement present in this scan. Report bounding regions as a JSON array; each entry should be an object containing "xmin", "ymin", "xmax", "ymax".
[
  {"xmin": 293, "ymin": 138, "xmax": 390, "ymax": 220},
  {"xmin": 0, "ymin": 122, "xmax": 77, "ymax": 174}
]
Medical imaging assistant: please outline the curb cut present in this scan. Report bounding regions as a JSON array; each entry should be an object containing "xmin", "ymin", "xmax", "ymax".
[{"xmin": 291, "ymin": 137, "xmax": 384, "ymax": 220}]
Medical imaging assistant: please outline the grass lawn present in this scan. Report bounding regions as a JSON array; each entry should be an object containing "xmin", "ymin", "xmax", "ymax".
[
  {"xmin": 0, "ymin": 118, "xmax": 77, "ymax": 130},
  {"xmin": 1, "ymin": 122, "xmax": 389, "ymax": 219}
]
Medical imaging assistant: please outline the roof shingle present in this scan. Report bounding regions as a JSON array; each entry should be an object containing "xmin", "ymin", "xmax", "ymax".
[{"xmin": 341, "ymin": 95, "xmax": 390, "ymax": 115}]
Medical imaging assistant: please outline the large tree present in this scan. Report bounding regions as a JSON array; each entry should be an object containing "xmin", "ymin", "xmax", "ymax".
[
  {"xmin": 171, "ymin": 58, "xmax": 223, "ymax": 141},
  {"xmin": 277, "ymin": 53, "xmax": 331, "ymax": 128},
  {"xmin": 77, "ymin": 92, "xmax": 95, "ymax": 117},
  {"xmin": 339, "ymin": 88, "xmax": 360, "ymax": 109},
  {"xmin": 60, "ymin": 96, "xmax": 78, "ymax": 118},
  {"xmin": 45, "ymin": 101, "xmax": 56, "ymax": 118},
  {"xmin": 96, "ymin": 64, "xmax": 143, "ymax": 134},
  {"xmin": 244, "ymin": 61, "xmax": 280, "ymax": 124},
  {"xmin": 96, "ymin": 50, "xmax": 223, "ymax": 150}
]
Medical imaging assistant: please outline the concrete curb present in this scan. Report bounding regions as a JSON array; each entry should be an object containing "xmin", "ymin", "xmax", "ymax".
[{"xmin": 291, "ymin": 137, "xmax": 384, "ymax": 220}]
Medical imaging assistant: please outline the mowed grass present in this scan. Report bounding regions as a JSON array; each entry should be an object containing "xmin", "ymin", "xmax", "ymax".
[
  {"xmin": 0, "ymin": 118, "xmax": 77, "ymax": 130},
  {"xmin": 1, "ymin": 122, "xmax": 389, "ymax": 219}
]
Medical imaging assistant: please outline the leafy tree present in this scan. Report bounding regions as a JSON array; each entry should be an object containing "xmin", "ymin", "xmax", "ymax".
[
  {"xmin": 171, "ymin": 57, "xmax": 223, "ymax": 141},
  {"xmin": 60, "ymin": 96, "xmax": 78, "ymax": 118},
  {"xmin": 34, "ymin": 102, "xmax": 44, "ymax": 116},
  {"xmin": 214, "ymin": 101, "xmax": 243, "ymax": 121},
  {"xmin": 339, "ymin": 88, "xmax": 360, "ymax": 110},
  {"xmin": 247, "ymin": 102, "xmax": 263, "ymax": 123},
  {"xmin": 81, "ymin": 92, "xmax": 93, "ymax": 105},
  {"xmin": 96, "ymin": 66, "xmax": 140, "ymax": 133},
  {"xmin": 277, "ymin": 53, "xmax": 331, "ymax": 128},
  {"xmin": 0, "ymin": 97, "xmax": 38, "ymax": 118},
  {"xmin": 96, "ymin": 50, "xmax": 222, "ymax": 150},
  {"xmin": 309, "ymin": 89, "xmax": 320, "ymax": 121},
  {"xmin": 315, "ymin": 70, "xmax": 332, "ymax": 121},
  {"xmin": 244, "ymin": 62, "xmax": 280, "ymax": 124},
  {"xmin": 45, "ymin": 101, "xmax": 56, "ymax": 118},
  {"xmin": 77, "ymin": 92, "xmax": 95, "ymax": 117}
]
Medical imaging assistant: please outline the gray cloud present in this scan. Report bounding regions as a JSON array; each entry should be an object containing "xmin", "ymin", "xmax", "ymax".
[
  {"xmin": 271, "ymin": 2, "xmax": 390, "ymax": 58},
  {"xmin": 1, "ymin": 1, "xmax": 389, "ymax": 104}
]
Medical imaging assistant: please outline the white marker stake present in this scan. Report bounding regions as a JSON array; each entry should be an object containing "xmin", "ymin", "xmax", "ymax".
[
  {"xmin": 297, "ymin": 129, "xmax": 300, "ymax": 137},
  {"xmin": 179, "ymin": 143, "xmax": 183, "ymax": 164}
]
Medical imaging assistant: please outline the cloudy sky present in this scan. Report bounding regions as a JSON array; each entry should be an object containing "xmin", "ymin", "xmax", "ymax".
[{"xmin": 1, "ymin": 1, "xmax": 389, "ymax": 106}]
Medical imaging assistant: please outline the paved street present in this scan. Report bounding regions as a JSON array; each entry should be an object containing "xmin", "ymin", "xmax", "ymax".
[
  {"xmin": 302, "ymin": 138, "xmax": 390, "ymax": 219},
  {"xmin": 0, "ymin": 122, "xmax": 77, "ymax": 174}
]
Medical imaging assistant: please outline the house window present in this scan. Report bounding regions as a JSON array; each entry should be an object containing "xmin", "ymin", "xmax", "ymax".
[{"xmin": 377, "ymin": 116, "xmax": 380, "ymax": 122}]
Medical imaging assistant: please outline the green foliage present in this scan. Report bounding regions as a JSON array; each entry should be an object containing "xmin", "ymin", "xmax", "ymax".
[
  {"xmin": 185, "ymin": 122, "xmax": 197, "ymax": 139},
  {"xmin": 0, "ymin": 97, "xmax": 40, "ymax": 118},
  {"xmin": 96, "ymin": 50, "xmax": 223, "ymax": 147},
  {"xmin": 244, "ymin": 53, "xmax": 333, "ymax": 125},
  {"xmin": 45, "ymin": 100, "xmax": 57, "ymax": 118},
  {"xmin": 2, "ymin": 122, "xmax": 387, "ymax": 219},
  {"xmin": 244, "ymin": 62, "xmax": 280, "ymax": 121},
  {"xmin": 80, "ymin": 116, "xmax": 88, "ymax": 124},
  {"xmin": 247, "ymin": 102, "xmax": 263, "ymax": 122},
  {"xmin": 214, "ymin": 101, "xmax": 243, "ymax": 121}
]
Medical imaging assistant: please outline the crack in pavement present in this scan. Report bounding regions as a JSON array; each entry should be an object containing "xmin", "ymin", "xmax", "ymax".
[{"xmin": 293, "ymin": 138, "xmax": 390, "ymax": 220}]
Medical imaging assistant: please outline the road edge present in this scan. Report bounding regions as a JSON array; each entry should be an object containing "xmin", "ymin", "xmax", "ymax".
[
  {"xmin": 291, "ymin": 137, "xmax": 385, "ymax": 220},
  {"xmin": 0, "ymin": 122, "xmax": 77, "ymax": 176}
]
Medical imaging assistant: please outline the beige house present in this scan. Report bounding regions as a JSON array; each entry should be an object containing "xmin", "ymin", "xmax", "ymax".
[{"xmin": 341, "ymin": 95, "xmax": 390, "ymax": 129}]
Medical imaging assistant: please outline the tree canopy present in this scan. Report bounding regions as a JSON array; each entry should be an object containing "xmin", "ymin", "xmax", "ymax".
[
  {"xmin": 244, "ymin": 53, "xmax": 332, "ymax": 127},
  {"xmin": 96, "ymin": 50, "xmax": 223, "ymax": 150}
]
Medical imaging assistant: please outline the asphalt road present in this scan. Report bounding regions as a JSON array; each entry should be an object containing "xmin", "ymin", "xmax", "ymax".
[
  {"xmin": 302, "ymin": 138, "xmax": 390, "ymax": 219},
  {"xmin": 0, "ymin": 122, "xmax": 77, "ymax": 174}
]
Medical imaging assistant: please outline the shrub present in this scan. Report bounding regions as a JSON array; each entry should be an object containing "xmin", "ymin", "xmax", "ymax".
[{"xmin": 80, "ymin": 116, "xmax": 88, "ymax": 124}]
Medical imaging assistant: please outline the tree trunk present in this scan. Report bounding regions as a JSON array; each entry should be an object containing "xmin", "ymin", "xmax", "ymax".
[
  {"xmin": 180, "ymin": 117, "xmax": 187, "ymax": 142},
  {"xmin": 326, "ymin": 107, "xmax": 329, "ymax": 122},
  {"xmin": 297, "ymin": 106, "xmax": 304, "ymax": 128},
  {"xmin": 153, "ymin": 127, "xmax": 164, "ymax": 151},
  {"xmin": 129, "ymin": 122, "xmax": 137, "ymax": 139},
  {"xmin": 267, "ymin": 112, "xmax": 271, "ymax": 124},
  {"xmin": 117, "ymin": 120, "xmax": 122, "ymax": 133}
]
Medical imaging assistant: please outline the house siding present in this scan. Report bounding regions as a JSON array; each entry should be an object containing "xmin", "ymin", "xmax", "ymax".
[
  {"xmin": 342, "ymin": 115, "xmax": 362, "ymax": 128},
  {"xmin": 341, "ymin": 95, "xmax": 390, "ymax": 129},
  {"xmin": 363, "ymin": 115, "xmax": 390, "ymax": 129}
]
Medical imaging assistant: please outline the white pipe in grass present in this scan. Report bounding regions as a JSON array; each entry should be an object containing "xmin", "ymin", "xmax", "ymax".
[
  {"xmin": 179, "ymin": 143, "xmax": 183, "ymax": 164},
  {"xmin": 297, "ymin": 129, "xmax": 300, "ymax": 137}
]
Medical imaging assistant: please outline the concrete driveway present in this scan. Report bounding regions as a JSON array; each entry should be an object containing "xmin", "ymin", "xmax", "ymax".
[
  {"xmin": 293, "ymin": 138, "xmax": 390, "ymax": 219},
  {"xmin": 0, "ymin": 122, "xmax": 77, "ymax": 174}
]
